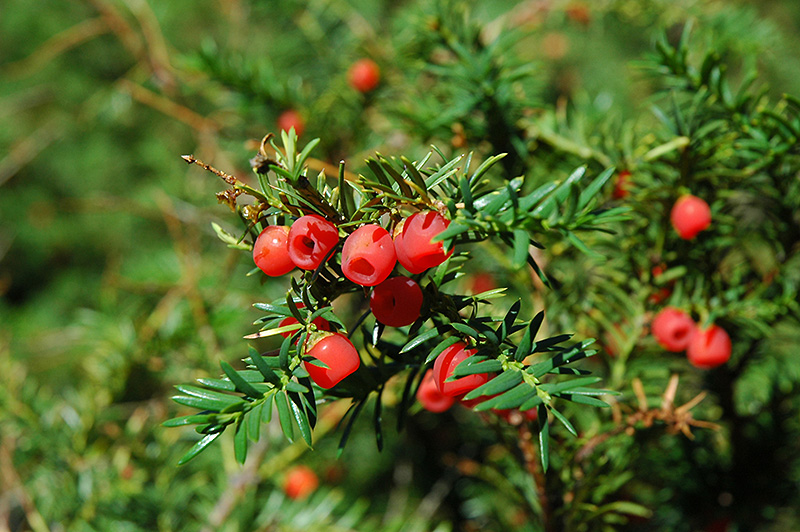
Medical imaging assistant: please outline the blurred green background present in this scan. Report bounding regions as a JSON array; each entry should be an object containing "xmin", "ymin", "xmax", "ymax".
[{"xmin": 2, "ymin": 1, "xmax": 800, "ymax": 531}]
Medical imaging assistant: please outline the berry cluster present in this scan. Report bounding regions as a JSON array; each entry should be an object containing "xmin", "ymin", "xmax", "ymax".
[
  {"xmin": 252, "ymin": 210, "xmax": 453, "ymax": 389},
  {"xmin": 415, "ymin": 341, "xmax": 538, "ymax": 424},
  {"xmin": 651, "ymin": 307, "xmax": 731, "ymax": 369}
]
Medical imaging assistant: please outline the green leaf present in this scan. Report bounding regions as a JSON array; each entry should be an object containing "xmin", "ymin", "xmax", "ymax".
[
  {"xmin": 173, "ymin": 385, "xmax": 245, "ymax": 411},
  {"xmin": 473, "ymin": 382, "xmax": 537, "ymax": 411},
  {"xmin": 178, "ymin": 432, "xmax": 222, "ymax": 465},
  {"xmin": 401, "ymin": 327, "xmax": 446, "ymax": 354},
  {"xmin": 289, "ymin": 393, "xmax": 313, "ymax": 447},
  {"xmin": 249, "ymin": 350, "xmax": 281, "ymax": 387},
  {"xmin": 538, "ymin": 405, "xmax": 549, "ymax": 472},
  {"xmin": 337, "ymin": 400, "xmax": 367, "ymax": 457},
  {"xmin": 463, "ymin": 369, "xmax": 523, "ymax": 400},
  {"xmin": 451, "ymin": 322, "xmax": 480, "ymax": 338},
  {"xmin": 424, "ymin": 336, "xmax": 463, "ymax": 365},
  {"xmin": 252, "ymin": 303, "xmax": 295, "ymax": 317},
  {"xmin": 275, "ymin": 392, "xmax": 294, "ymax": 442},
  {"xmin": 400, "ymin": 156, "xmax": 428, "ymax": 193},
  {"xmin": 548, "ymin": 406, "xmax": 577, "ymax": 436},
  {"xmin": 577, "ymin": 167, "xmax": 615, "ymax": 209},
  {"xmin": 556, "ymin": 393, "xmax": 610, "ymax": 407},
  {"xmin": 234, "ymin": 416, "xmax": 248, "ymax": 464},
  {"xmin": 515, "ymin": 311, "xmax": 544, "ymax": 362},
  {"xmin": 285, "ymin": 380, "xmax": 309, "ymax": 393},
  {"xmin": 451, "ymin": 358, "xmax": 502, "ymax": 377},
  {"xmin": 220, "ymin": 361, "xmax": 264, "ymax": 399},
  {"xmin": 248, "ymin": 402, "xmax": 264, "ymax": 442},
  {"xmin": 540, "ymin": 376, "xmax": 603, "ymax": 395},
  {"xmin": 511, "ymin": 230, "xmax": 529, "ymax": 269}
]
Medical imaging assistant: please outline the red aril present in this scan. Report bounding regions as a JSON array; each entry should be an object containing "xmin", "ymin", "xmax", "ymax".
[
  {"xmin": 341, "ymin": 224, "xmax": 397, "ymax": 286},
  {"xmin": 277, "ymin": 109, "xmax": 305, "ymax": 137},
  {"xmin": 416, "ymin": 369, "xmax": 455, "ymax": 413},
  {"xmin": 612, "ymin": 170, "xmax": 631, "ymax": 199},
  {"xmin": 348, "ymin": 58, "xmax": 380, "ymax": 93},
  {"xmin": 253, "ymin": 225, "xmax": 294, "ymax": 276},
  {"xmin": 652, "ymin": 307, "xmax": 696, "ymax": 352},
  {"xmin": 687, "ymin": 324, "xmax": 731, "ymax": 369},
  {"xmin": 670, "ymin": 194, "xmax": 711, "ymax": 239},
  {"xmin": 288, "ymin": 214, "xmax": 339, "ymax": 270},
  {"xmin": 370, "ymin": 276, "xmax": 423, "ymax": 327},
  {"xmin": 432, "ymin": 341, "xmax": 490, "ymax": 397},
  {"xmin": 304, "ymin": 332, "xmax": 360, "ymax": 389},
  {"xmin": 283, "ymin": 465, "xmax": 319, "ymax": 500},
  {"xmin": 393, "ymin": 211, "xmax": 453, "ymax": 274}
]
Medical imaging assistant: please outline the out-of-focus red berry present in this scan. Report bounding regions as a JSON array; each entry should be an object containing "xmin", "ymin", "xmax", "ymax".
[
  {"xmin": 565, "ymin": 3, "xmax": 592, "ymax": 26},
  {"xmin": 288, "ymin": 214, "xmax": 339, "ymax": 270},
  {"xmin": 370, "ymin": 276, "xmax": 423, "ymax": 327},
  {"xmin": 416, "ymin": 369, "xmax": 455, "ymax": 413},
  {"xmin": 652, "ymin": 307, "xmax": 696, "ymax": 352},
  {"xmin": 277, "ymin": 109, "xmax": 305, "ymax": 137},
  {"xmin": 348, "ymin": 58, "xmax": 381, "ymax": 93},
  {"xmin": 468, "ymin": 272, "xmax": 497, "ymax": 295},
  {"xmin": 670, "ymin": 194, "xmax": 711, "ymax": 239},
  {"xmin": 253, "ymin": 225, "xmax": 294, "ymax": 277},
  {"xmin": 341, "ymin": 224, "xmax": 397, "ymax": 286},
  {"xmin": 612, "ymin": 170, "xmax": 631, "ymax": 199},
  {"xmin": 687, "ymin": 324, "xmax": 731, "ymax": 369},
  {"xmin": 283, "ymin": 465, "xmax": 319, "ymax": 500},
  {"xmin": 304, "ymin": 332, "xmax": 360, "ymax": 389},
  {"xmin": 649, "ymin": 264, "xmax": 673, "ymax": 304},
  {"xmin": 393, "ymin": 211, "xmax": 453, "ymax": 274},
  {"xmin": 432, "ymin": 342, "xmax": 491, "ymax": 397}
]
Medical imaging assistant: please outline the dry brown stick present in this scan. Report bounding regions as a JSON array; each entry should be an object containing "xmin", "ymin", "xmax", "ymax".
[
  {"xmin": 122, "ymin": 0, "xmax": 176, "ymax": 89},
  {"xmin": 200, "ymin": 440, "xmax": 270, "ymax": 532},
  {"xmin": 181, "ymin": 154, "xmax": 237, "ymax": 185},
  {"xmin": 118, "ymin": 79, "xmax": 220, "ymax": 133},
  {"xmin": 0, "ymin": 119, "xmax": 64, "ymax": 187},
  {"xmin": 84, "ymin": 0, "xmax": 144, "ymax": 59},
  {"xmin": 0, "ymin": 438, "xmax": 51, "ymax": 532},
  {"xmin": 3, "ymin": 17, "xmax": 110, "ymax": 79}
]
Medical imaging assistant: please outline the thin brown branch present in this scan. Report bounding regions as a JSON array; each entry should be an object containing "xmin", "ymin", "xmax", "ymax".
[
  {"xmin": 118, "ymin": 79, "xmax": 220, "ymax": 133},
  {"xmin": 181, "ymin": 154, "xmax": 237, "ymax": 185},
  {"xmin": 4, "ymin": 17, "xmax": 110, "ymax": 79},
  {"xmin": 0, "ymin": 119, "xmax": 65, "ymax": 187},
  {"xmin": 0, "ymin": 438, "xmax": 51, "ymax": 532}
]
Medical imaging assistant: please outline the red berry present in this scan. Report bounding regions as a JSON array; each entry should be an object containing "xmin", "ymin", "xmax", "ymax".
[
  {"xmin": 467, "ymin": 272, "xmax": 497, "ymax": 295},
  {"xmin": 670, "ymin": 194, "xmax": 711, "ymax": 239},
  {"xmin": 283, "ymin": 465, "xmax": 319, "ymax": 500},
  {"xmin": 288, "ymin": 215, "xmax": 339, "ymax": 270},
  {"xmin": 432, "ymin": 342, "xmax": 491, "ymax": 397},
  {"xmin": 370, "ymin": 276, "xmax": 423, "ymax": 327},
  {"xmin": 348, "ymin": 58, "xmax": 380, "ymax": 93},
  {"xmin": 341, "ymin": 224, "xmax": 397, "ymax": 286},
  {"xmin": 687, "ymin": 324, "xmax": 731, "ymax": 369},
  {"xmin": 277, "ymin": 109, "xmax": 305, "ymax": 137},
  {"xmin": 393, "ymin": 211, "xmax": 453, "ymax": 274},
  {"xmin": 612, "ymin": 170, "xmax": 631, "ymax": 199},
  {"xmin": 649, "ymin": 264, "xmax": 673, "ymax": 304},
  {"xmin": 416, "ymin": 369, "xmax": 455, "ymax": 413},
  {"xmin": 253, "ymin": 225, "xmax": 294, "ymax": 277},
  {"xmin": 304, "ymin": 332, "xmax": 360, "ymax": 389},
  {"xmin": 651, "ymin": 307, "xmax": 696, "ymax": 352}
]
